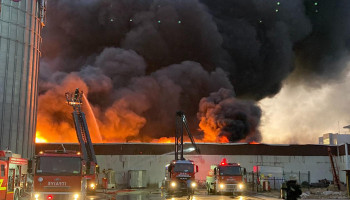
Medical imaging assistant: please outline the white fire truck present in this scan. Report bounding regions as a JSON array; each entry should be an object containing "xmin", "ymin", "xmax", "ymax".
[{"xmin": 0, "ymin": 150, "xmax": 29, "ymax": 200}]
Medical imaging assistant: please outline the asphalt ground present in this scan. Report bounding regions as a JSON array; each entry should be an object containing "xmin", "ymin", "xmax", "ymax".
[
  {"xmin": 88, "ymin": 189, "xmax": 281, "ymax": 200},
  {"xmin": 22, "ymin": 189, "xmax": 349, "ymax": 199}
]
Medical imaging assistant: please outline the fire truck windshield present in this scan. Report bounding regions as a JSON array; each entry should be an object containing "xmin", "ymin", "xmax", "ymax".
[
  {"xmin": 36, "ymin": 157, "xmax": 81, "ymax": 176},
  {"xmin": 174, "ymin": 164, "xmax": 194, "ymax": 173},
  {"xmin": 218, "ymin": 166, "xmax": 241, "ymax": 176}
]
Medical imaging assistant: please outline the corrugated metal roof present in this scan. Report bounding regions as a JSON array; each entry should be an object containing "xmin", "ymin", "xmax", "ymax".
[{"xmin": 35, "ymin": 143, "xmax": 347, "ymax": 156}]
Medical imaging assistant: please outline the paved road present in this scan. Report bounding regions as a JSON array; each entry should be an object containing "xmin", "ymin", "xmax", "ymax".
[
  {"xmin": 23, "ymin": 189, "xmax": 349, "ymax": 199},
  {"xmin": 85, "ymin": 190, "xmax": 280, "ymax": 200}
]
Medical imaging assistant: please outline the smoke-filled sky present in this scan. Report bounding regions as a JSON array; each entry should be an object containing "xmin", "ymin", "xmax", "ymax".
[
  {"xmin": 260, "ymin": 63, "xmax": 350, "ymax": 144},
  {"xmin": 38, "ymin": 0, "xmax": 350, "ymax": 144}
]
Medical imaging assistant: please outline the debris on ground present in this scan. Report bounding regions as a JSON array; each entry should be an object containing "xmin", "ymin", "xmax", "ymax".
[
  {"xmin": 300, "ymin": 191, "xmax": 310, "ymax": 198},
  {"xmin": 300, "ymin": 187, "xmax": 348, "ymax": 199}
]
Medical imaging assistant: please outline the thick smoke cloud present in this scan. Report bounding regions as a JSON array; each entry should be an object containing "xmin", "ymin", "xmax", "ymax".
[
  {"xmin": 260, "ymin": 64, "xmax": 350, "ymax": 144},
  {"xmin": 42, "ymin": 0, "xmax": 229, "ymax": 73},
  {"xmin": 38, "ymin": 0, "xmax": 350, "ymax": 143},
  {"xmin": 202, "ymin": 0, "xmax": 350, "ymax": 98},
  {"xmin": 198, "ymin": 89, "xmax": 261, "ymax": 143},
  {"xmin": 38, "ymin": 47, "xmax": 234, "ymax": 142},
  {"xmin": 293, "ymin": 0, "xmax": 350, "ymax": 83},
  {"xmin": 201, "ymin": 0, "xmax": 312, "ymax": 99},
  {"xmin": 38, "ymin": 0, "xmax": 241, "ymax": 142}
]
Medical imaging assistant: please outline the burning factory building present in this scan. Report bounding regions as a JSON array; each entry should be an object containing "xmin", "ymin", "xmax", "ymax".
[
  {"xmin": 36, "ymin": 0, "xmax": 350, "ymax": 145},
  {"xmin": 1, "ymin": 0, "xmax": 350, "ymax": 192},
  {"xmin": 32, "ymin": 0, "xmax": 350, "ymax": 192},
  {"xmin": 36, "ymin": 0, "xmax": 266, "ymax": 144}
]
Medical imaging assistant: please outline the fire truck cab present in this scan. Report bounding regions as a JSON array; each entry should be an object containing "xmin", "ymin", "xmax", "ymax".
[
  {"xmin": 164, "ymin": 159, "xmax": 198, "ymax": 196},
  {"xmin": 32, "ymin": 150, "xmax": 87, "ymax": 200},
  {"xmin": 206, "ymin": 158, "xmax": 246, "ymax": 195},
  {"xmin": 0, "ymin": 150, "xmax": 28, "ymax": 200}
]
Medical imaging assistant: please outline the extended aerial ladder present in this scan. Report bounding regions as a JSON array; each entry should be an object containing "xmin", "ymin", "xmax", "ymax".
[
  {"xmin": 175, "ymin": 111, "xmax": 200, "ymax": 160},
  {"xmin": 65, "ymin": 88, "xmax": 99, "ymax": 191}
]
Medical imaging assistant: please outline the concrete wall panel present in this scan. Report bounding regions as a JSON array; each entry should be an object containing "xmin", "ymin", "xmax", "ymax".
[{"xmin": 96, "ymin": 154, "xmax": 335, "ymax": 188}]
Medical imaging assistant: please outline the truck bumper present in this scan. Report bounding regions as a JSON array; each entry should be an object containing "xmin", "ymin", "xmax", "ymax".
[
  {"xmin": 166, "ymin": 186, "xmax": 195, "ymax": 194},
  {"xmin": 165, "ymin": 184, "xmax": 196, "ymax": 195},
  {"xmin": 32, "ymin": 192, "xmax": 84, "ymax": 200},
  {"xmin": 217, "ymin": 184, "xmax": 244, "ymax": 193}
]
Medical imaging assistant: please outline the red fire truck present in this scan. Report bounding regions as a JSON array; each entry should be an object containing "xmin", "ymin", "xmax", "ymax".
[
  {"xmin": 164, "ymin": 159, "xmax": 198, "ymax": 196},
  {"xmin": 206, "ymin": 158, "xmax": 246, "ymax": 195},
  {"xmin": 65, "ymin": 89, "xmax": 99, "ymax": 193},
  {"xmin": 0, "ymin": 150, "xmax": 28, "ymax": 200},
  {"xmin": 32, "ymin": 89, "xmax": 98, "ymax": 199},
  {"xmin": 163, "ymin": 111, "xmax": 200, "ymax": 197},
  {"xmin": 32, "ymin": 150, "xmax": 87, "ymax": 200}
]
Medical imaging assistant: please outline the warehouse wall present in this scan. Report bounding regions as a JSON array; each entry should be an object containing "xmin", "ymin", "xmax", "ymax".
[
  {"xmin": 36, "ymin": 143, "xmax": 348, "ymax": 187},
  {"xmin": 96, "ymin": 154, "xmax": 336, "ymax": 188}
]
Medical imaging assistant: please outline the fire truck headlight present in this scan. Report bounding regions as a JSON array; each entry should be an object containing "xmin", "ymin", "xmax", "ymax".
[
  {"xmin": 238, "ymin": 183, "xmax": 244, "ymax": 189},
  {"xmin": 171, "ymin": 181, "xmax": 176, "ymax": 187},
  {"xmin": 191, "ymin": 182, "xmax": 197, "ymax": 188},
  {"xmin": 34, "ymin": 193, "xmax": 40, "ymax": 199},
  {"xmin": 90, "ymin": 183, "xmax": 96, "ymax": 189},
  {"xmin": 219, "ymin": 183, "xmax": 225, "ymax": 189},
  {"xmin": 74, "ymin": 193, "xmax": 79, "ymax": 199},
  {"xmin": 38, "ymin": 177, "xmax": 43, "ymax": 182}
]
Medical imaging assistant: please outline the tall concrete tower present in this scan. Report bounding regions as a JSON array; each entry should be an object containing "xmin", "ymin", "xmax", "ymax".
[{"xmin": 0, "ymin": 0, "xmax": 46, "ymax": 158}]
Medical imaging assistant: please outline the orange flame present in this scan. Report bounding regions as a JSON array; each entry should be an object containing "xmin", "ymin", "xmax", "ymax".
[
  {"xmin": 198, "ymin": 117, "xmax": 229, "ymax": 143},
  {"xmin": 36, "ymin": 74, "xmax": 230, "ymax": 144},
  {"xmin": 151, "ymin": 137, "xmax": 175, "ymax": 143},
  {"xmin": 35, "ymin": 131, "xmax": 48, "ymax": 143},
  {"xmin": 219, "ymin": 136, "xmax": 229, "ymax": 143}
]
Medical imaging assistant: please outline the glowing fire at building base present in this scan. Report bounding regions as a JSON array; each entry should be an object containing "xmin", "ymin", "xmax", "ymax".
[{"xmin": 35, "ymin": 131, "xmax": 48, "ymax": 143}]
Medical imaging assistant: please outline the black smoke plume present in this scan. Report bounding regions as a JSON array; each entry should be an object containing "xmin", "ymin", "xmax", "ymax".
[
  {"xmin": 38, "ymin": 0, "xmax": 350, "ymax": 143},
  {"xmin": 197, "ymin": 89, "xmax": 261, "ymax": 142}
]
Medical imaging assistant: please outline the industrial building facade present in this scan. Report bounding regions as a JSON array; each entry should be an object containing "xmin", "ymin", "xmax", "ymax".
[
  {"xmin": 0, "ymin": 0, "xmax": 44, "ymax": 158},
  {"xmin": 36, "ymin": 143, "xmax": 350, "ymax": 188},
  {"xmin": 319, "ymin": 133, "xmax": 350, "ymax": 145}
]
